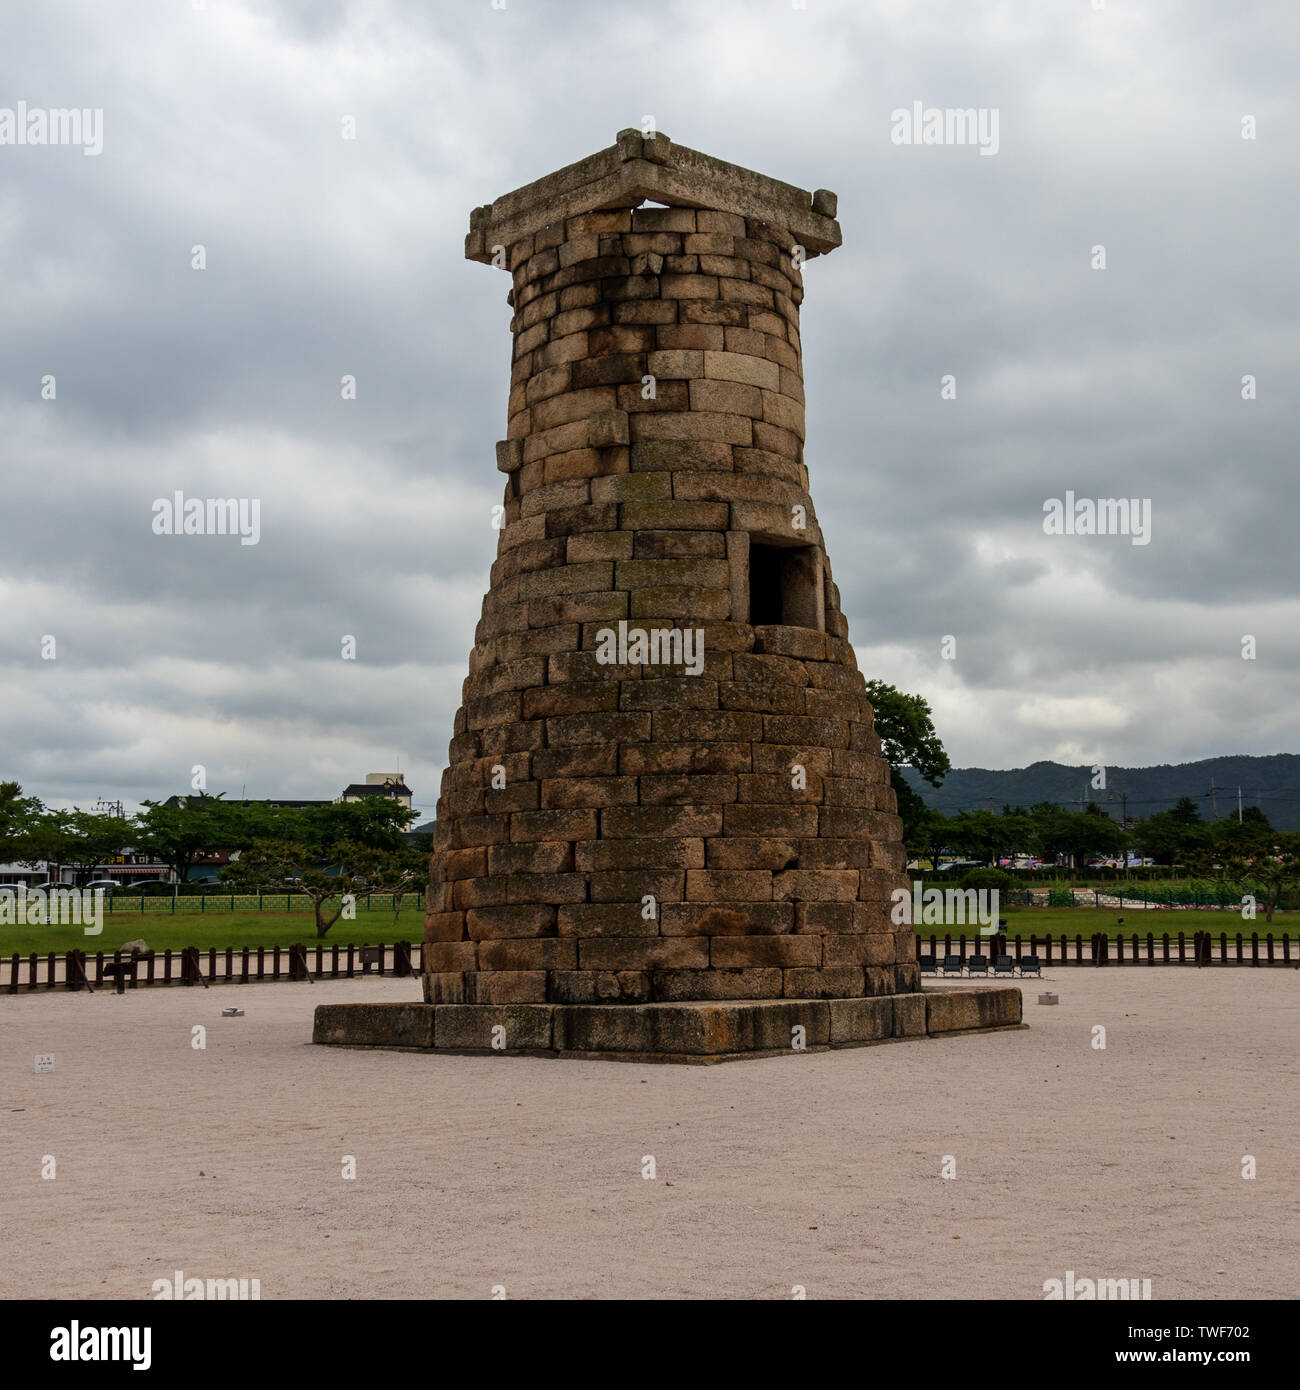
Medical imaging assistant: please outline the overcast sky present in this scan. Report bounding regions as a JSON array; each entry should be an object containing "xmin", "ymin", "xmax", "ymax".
[{"xmin": 2, "ymin": 0, "xmax": 1296, "ymax": 824}]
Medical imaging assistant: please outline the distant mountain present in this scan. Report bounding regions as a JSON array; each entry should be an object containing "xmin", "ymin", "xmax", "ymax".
[{"xmin": 901, "ymin": 755, "xmax": 1300, "ymax": 829}]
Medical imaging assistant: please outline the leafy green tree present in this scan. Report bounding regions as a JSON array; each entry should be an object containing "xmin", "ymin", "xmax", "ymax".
[
  {"xmin": 288, "ymin": 799, "xmax": 417, "ymax": 854},
  {"xmin": 1169, "ymin": 796, "xmax": 1203, "ymax": 826},
  {"xmin": 1244, "ymin": 833, "xmax": 1300, "ymax": 922},
  {"xmin": 905, "ymin": 808, "xmax": 948, "ymax": 870},
  {"xmin": 1061, "ymin": 806, "xmax": 1126, "ymax": 865},
  {"xmin": 862, "ymin": 681, "xmax": 951, "ymax": 844},
  {"xmin": 45, "ymin": 809, "xmax": 137, "ymax": 885},
  {"xmin": 1207, "ymin": 814, "xmax": 1271, "ymax": 861},
  {"xmin": 0, "ymin": 783, "xmax": 55, "ymax": 867},
  {"xmin": 221, "ymin": 838, "xmax": 414, "ymax": 937},
  {"xmin": 1133, "ymin": 810, "xmax": 1207, "ymax": 866},
  {"xmin": 1198, "ymin": 831, "xmax": 1300, "ymax": 923},
  {"xmin": 134, "ymin": 794, "xmax": 268, "ymax": 883}
]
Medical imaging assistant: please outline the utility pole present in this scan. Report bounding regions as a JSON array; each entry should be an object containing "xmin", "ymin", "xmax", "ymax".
[
  {"xmin": 1238, "ymin": 786, "xmax": 1243, "ymax": 823},
  {"xmin": 1207, "ymin": 783, "xmax": 1220, "ymax": 820}
]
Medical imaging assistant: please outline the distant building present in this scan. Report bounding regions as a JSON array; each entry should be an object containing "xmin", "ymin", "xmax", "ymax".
[
  {"xmin": 337, "ymin": 773, "xmax": 413, "ymax": 809},
  {"xmin": 163, "ymin": 773, "xmax": 414, "ymax": 813},
  {"xmin": 0, "ymin": 855, "xmax": 171, "ymax": 888}
]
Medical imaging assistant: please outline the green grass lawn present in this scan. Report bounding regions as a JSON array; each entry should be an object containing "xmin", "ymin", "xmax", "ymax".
[
  {"xmin": 972, "ymin": 907, "xmax": 1296, "ymax": 939},
  {"xmin": 1, "ymin": 903, "xmax": 1294, "ymax": 958},
  {"xmin": 0, "ymin": 907, "xmax": 427, "ymax": 957}
]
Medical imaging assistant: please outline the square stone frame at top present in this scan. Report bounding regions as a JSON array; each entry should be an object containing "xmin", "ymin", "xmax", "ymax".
[{"xmin": 466, "ymin": 133, "xmax": 842, "ymax": 267}]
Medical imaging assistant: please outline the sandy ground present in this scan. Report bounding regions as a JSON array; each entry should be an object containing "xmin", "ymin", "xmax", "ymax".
[{"xmin": 1, "ymin": 968, "xmax": 1296, "ymax": 1301}]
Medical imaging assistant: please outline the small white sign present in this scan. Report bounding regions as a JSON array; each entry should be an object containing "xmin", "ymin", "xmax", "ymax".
[{"xmin": 34, "ymin": 1054, "xmax": 54, "ymax": 1073}]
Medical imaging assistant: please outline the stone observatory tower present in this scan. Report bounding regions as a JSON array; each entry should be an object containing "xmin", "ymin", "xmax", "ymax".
[{"xmin": 314, "ymin": 131, "xmax": 1022, "ymax": 1060}]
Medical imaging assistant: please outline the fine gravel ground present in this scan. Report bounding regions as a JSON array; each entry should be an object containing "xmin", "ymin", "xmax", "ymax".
[{"xmin": 1, "ymin": 967, "xmax": 1295, "ymax": 1300}]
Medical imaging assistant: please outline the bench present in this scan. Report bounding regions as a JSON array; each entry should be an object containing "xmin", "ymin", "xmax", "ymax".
[{"xmin": 101, "ymin": 951, "xmax": 146, "ymax": 994}]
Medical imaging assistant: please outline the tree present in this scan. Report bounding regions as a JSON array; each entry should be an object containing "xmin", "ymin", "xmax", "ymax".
[
  {"xmin": 1249, "ymin": 834, "xmax": 1300, "ymax": 922},
  {"xmin": 862, "ymin": 681, "xmax": 951, "ymax": 844},
  {"xmin": 134, "ymin": 795, "xmax": 269, "ymax": 883},
  {"xmin": 905, "ymin": 808, "xmax": 948, "ymax": 871},
  {"xmin": 293, "ymin": 798, "xmax": 417, "ymax": 854},
  {"xmin": 45, "ymin": 809, "xmax": 136, "ymax": 886},
  {"xmin": 1201, "ymin": 834, "xmax": 1300, "ymax": 922},
  {"xmin": 0, "ymin": 783, "xmax": 54, "ymax": 867},
  {"xmin": 1059, "ymin": 806, "xmax": 1126, "ymax": 866},
  {"xmin": 1133, "ymin": 810, "xmax": 1207, "ymax": 867},
  {"xmin": 1169, "ymin": 797, "xmax": 1203, "ymax": 826},
  {"xmin": 383, "ymin": 846, "xmax": 431, "ymax": 928},
  {"xmin": 221, "ymin": 838, "xmax": 415, "ymax": 937}
]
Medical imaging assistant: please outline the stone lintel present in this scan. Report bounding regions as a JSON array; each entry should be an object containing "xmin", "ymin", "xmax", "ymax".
[
  {"xmin": 313, "ymin": 988, "xmax": 1023, "ymax": 1063},
  {"xmin": 466, "ymin": 130, "xmax": 842, "ymax": 266}
]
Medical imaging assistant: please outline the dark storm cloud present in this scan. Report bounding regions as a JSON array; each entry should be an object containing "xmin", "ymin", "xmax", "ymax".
[{"xmin": 1, "ymin": 0, "xmax": 1297, "ymax": 816}]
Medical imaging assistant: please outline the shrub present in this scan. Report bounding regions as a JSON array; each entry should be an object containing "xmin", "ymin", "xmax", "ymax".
[{"xmin": 957, "ymin": 867, "xmax": 1016, "ymax": 893}]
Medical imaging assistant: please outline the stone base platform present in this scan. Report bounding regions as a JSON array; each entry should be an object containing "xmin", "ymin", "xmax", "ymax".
[{"xmin": 312, "ymin": 987, "xmax": 1023, "ymax": 1064}]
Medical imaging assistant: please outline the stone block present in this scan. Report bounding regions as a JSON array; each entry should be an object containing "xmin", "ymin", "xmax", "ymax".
[
  {"xmin": 827, "ymin": 996, "xmax": 892, "ymax": 1044},
  {"xmin": 702, "ymin": 350, "xmax": 781, "ymax": 391},
  {"xmin": 557, "ymin": 903, "xmax": 660, "ymax": 937},
  {"xmin": 312, "ymin": 1003, "xmax": 434, "ymax": 1049},
  {"xmin": 578, "ymin": 938, "xmax": 709, "ymax": 971},
  {"xmin": 651, "ymin": 968, "xmax": 783, "ymax": 1001},
  {"xmin": 772, "ymin": 869, "xmax": 859, "ymax": 902},
  {"xmin": 465, "ymin": 904, "xmax": 556, "ymax": 940},
  {"xmin": 575, "ymin": 836, "xmax": 704, "ymax": 871},
  {"xmin": 459, "ymin": 971, "xmax": 546, "ymax": 1003},
  {"xmin": 549, "ymin": 971, "xmax": 651, "ymax": 1004},
  {"xmin": 433, "ymin": 1003, "xmax": 556, "ymax": 1050},
  {"xmin": 926, "ymin": 986, "xmax": 1022, "ymax": 1033},
  {"xmin": 587, "ymin": 408, "xmax": 630, "ymax": 447},
  {"xmin": 476, "ymin": 939, "xmax": 577, "ymax": 971},
  {"xmin": 660, "ymin": 901, "xmax": 794, "ymax": 936},
  {"xmin": 496, "ymin": 438, "xmax": 523, "ymax": 473},
  {"xmin": 892, "ymin": 993, "xmax": 927, "ymax": 1037},
  {"xmin": 709, "ymin": 935, "xmax": 821, "ymax": 968},
  {"xmin": 646, "ymin": 349, "xmax": 703, "ymax": 379},
  {"xmin": 782, "ymin": 966, "xmax": 864, "ymax": 999},
  {"xmin": 685, "ymin": 869, "xmax": 773, "ymax": 901}
]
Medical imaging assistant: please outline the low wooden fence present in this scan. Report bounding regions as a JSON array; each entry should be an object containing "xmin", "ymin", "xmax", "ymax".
[
  {"xmin": 918, "ymin": 930, "xmax": 1296, "ymax": 968},
  {"xmin": 4, "ymin": 930, "xmax": 1297, "ymax": 994},
  {"xmin": 2, "ymin": 941, "xmax": 423, "ymax": 993},
  {"xmin": 100, "ymin": 892, "xmax": 425, "ymax": 915}
]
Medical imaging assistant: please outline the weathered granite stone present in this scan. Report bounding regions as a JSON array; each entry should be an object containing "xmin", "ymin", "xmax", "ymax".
[
  {"xmin": 313, "ymin": 1003, "xmax": 434, "ymax": 1049},
  {"xmin": 399, "ymin": 133, "xmax": 1016, "ymax": 1040},
  {"xmin": 314, "ymin": 989, "xmax": 1023, "ymax": 1061}
]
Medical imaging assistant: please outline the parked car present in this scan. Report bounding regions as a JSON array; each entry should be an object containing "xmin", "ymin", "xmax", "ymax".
[{"xmin": 82, "ymin": 878, "xmax": 123, "ymax": 891}]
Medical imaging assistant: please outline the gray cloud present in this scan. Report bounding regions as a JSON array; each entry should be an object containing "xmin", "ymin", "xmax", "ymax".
[{"xmin": 2, "ymin": 0, "xmax": 1297, "ymax": 819}]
